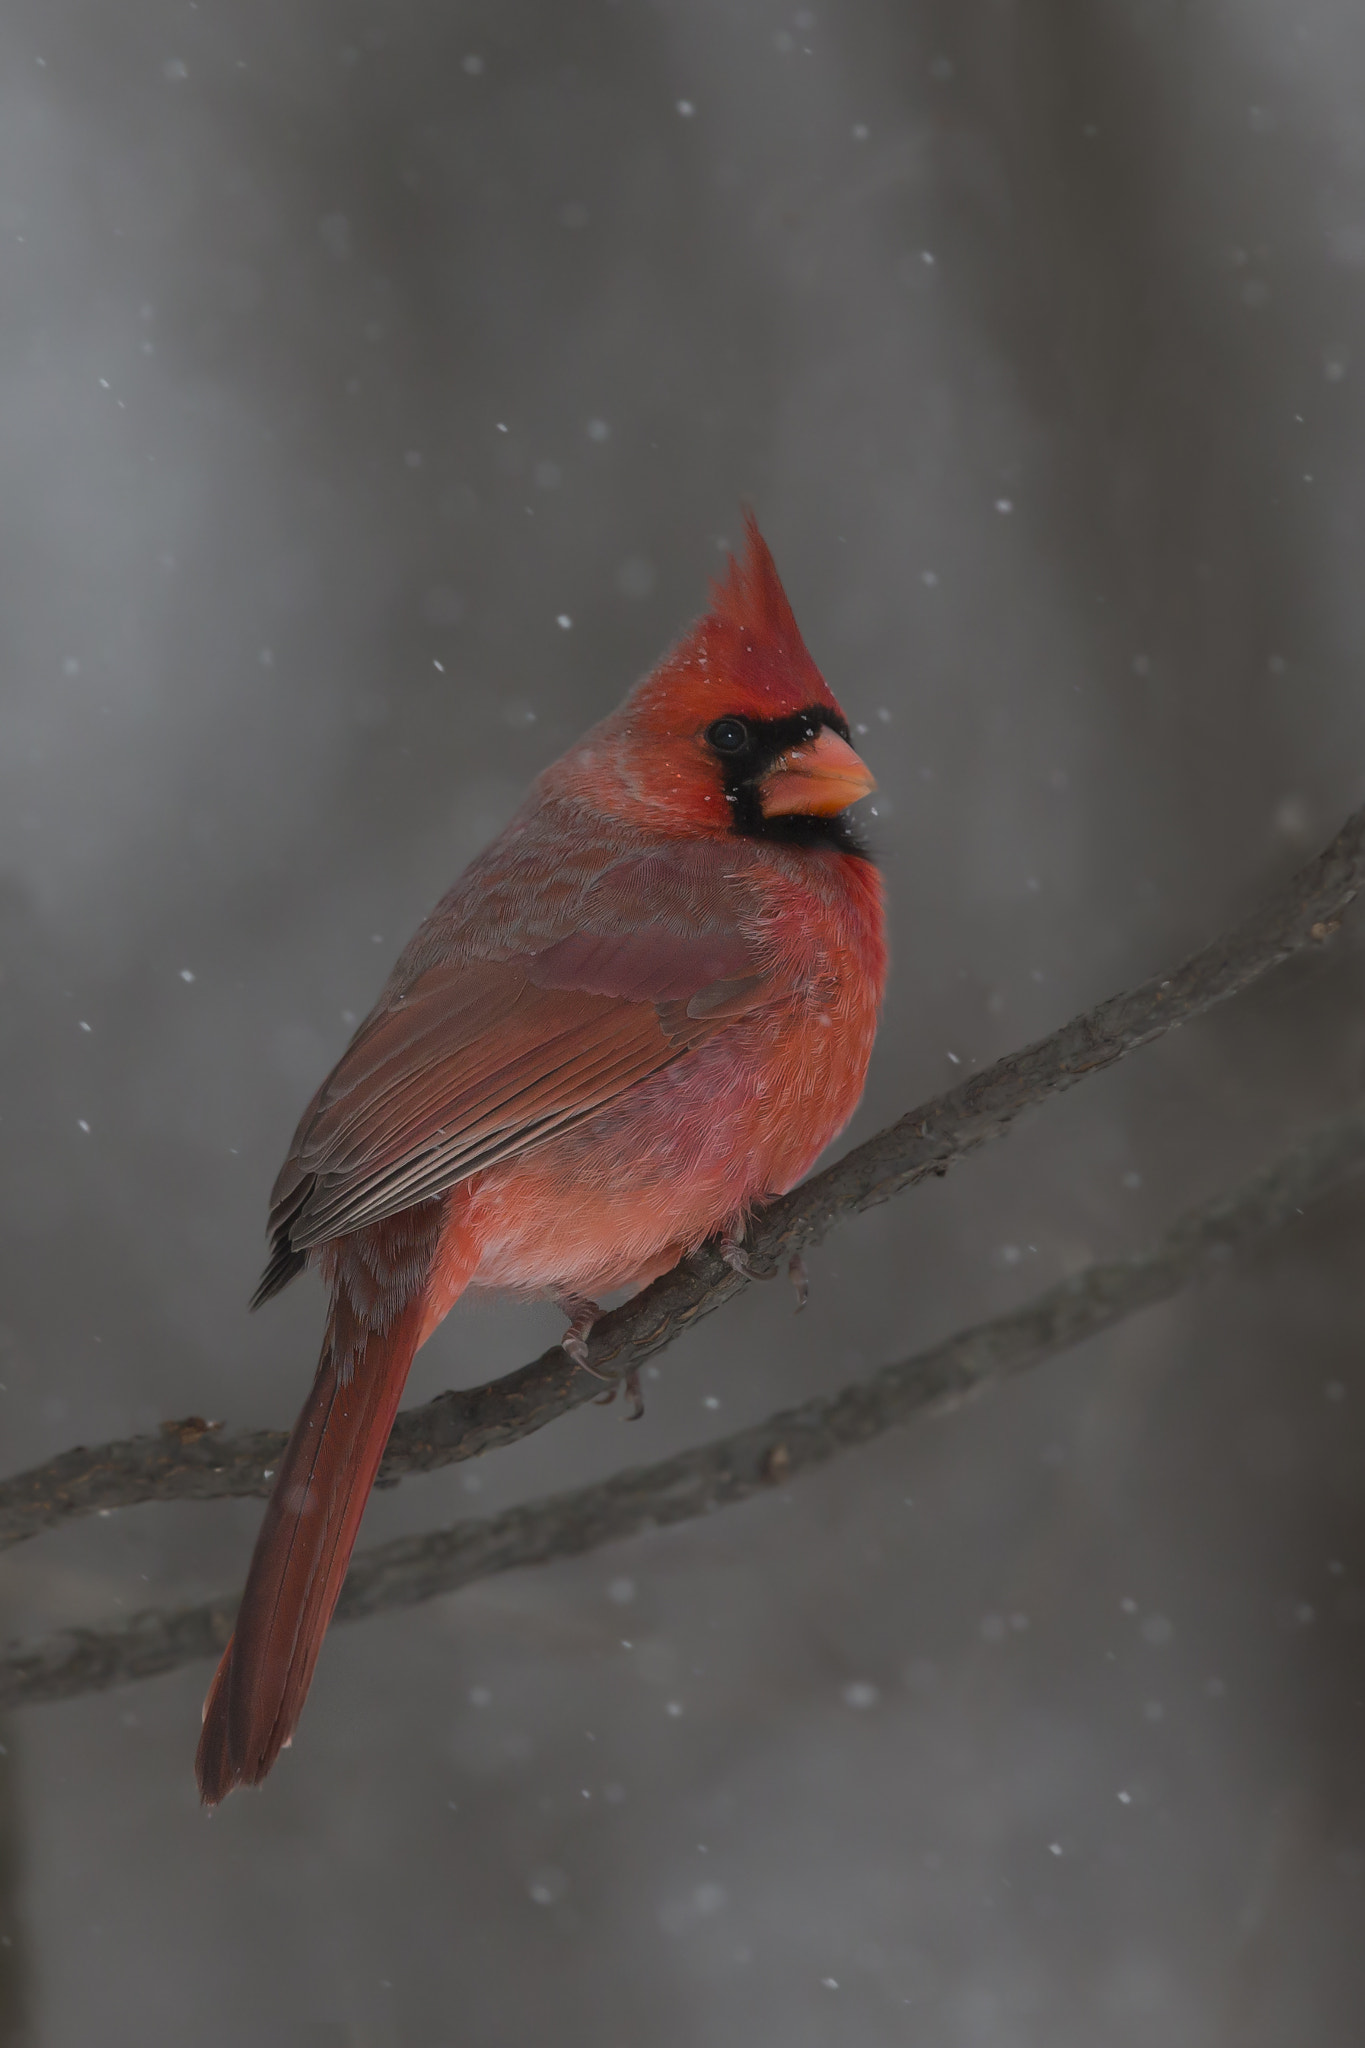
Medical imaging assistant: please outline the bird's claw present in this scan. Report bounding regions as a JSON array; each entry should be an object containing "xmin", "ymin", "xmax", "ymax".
[
  {"xmin": 557, "ymin": 1295, "xmax": 643, "ymax": 1415},
  {"xmin": 788, "ymin": 1251, "xmax": 809, "ymax": 1312},
  {"xmin": 558, "ymin": 1296, "xmax": 611, "ymax": 1377},
  {"xmin": 591, "ymin": 1367, "xmax": 645, "ymax": 1418},
  {"xmin": 719, "ymin": 1234, "xmax": 775, "ymax": 1281}
]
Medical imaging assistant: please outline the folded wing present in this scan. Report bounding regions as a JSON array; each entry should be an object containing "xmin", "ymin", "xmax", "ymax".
[{"xmin": 252, "ymin": 852, "xmax": 769, "ymax": 1303}]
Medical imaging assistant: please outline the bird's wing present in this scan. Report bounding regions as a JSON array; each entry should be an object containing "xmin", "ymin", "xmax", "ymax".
[{"xmin": 253, "ymin": 852, "xmax": 770, "ymax": 1299}]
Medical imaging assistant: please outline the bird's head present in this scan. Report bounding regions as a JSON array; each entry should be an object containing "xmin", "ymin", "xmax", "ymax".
[{"xmin": 544, "ymin": 514, "xmax": 876, "ymax": 846}]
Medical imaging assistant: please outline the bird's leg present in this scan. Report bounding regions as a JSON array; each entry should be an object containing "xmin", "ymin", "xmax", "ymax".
[
  {"xmin": 555, "ymin": 1293, "xmax": 606, "ymax": 1373},
  {"xmin": 788, "ymin": 1251, "xmax": 809, "ymax": 1312},
  {"xmin": 717, "ymin": 1231, "xmax": 777, "ymax": 1282},
  {"xmin": 555, "ymin": 1296, "xmax": 643, "ymax": 1416}
]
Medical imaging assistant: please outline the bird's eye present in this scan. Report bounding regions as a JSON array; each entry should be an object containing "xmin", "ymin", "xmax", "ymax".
[{"xmin": 707, "ymin": 717, "xmax": 750, "ymax": 755}]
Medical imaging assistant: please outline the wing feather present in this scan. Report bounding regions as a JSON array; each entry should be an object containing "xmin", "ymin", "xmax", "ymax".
[
  {"xmin": 289, "ymin": 991, "xmax": 689, "ymax": 1246},
  {"xmin": 252, "ymin": 842, "xmax": 775, "ymax": 1297}
]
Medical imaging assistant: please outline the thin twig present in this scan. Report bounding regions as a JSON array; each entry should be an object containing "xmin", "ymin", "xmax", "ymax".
[
  {"xmin": 0, "ymin": 802, "xmax": 1360, "ymax": 1553},
  {"xmin": 4, "ymin": 1102, "xmax": 1363, "ymax": 1713}
]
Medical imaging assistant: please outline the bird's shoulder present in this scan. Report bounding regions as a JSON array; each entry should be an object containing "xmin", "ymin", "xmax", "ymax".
[{"xmin": 383, "ymin": 801, "xmax": 774, "ymax": 990}]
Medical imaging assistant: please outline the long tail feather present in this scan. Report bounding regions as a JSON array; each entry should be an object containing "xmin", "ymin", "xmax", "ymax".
[{"xmin": 197, "ymin": 1206, "xmax": 455, "ymax": 1805}]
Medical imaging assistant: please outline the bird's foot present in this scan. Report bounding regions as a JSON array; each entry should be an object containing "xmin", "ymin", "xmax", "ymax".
[
  {"xmin": 718, "ymin": 1232, "xmax": 776, "ymax": 1282},
  {"xmin": 788, "ymin": 1251, "xmax": 809, "ymax": 1312},
  {"xmin": 585, "ymin": 1366, "xmax": 645, "ymax": 1418},
  {"xmin": 556, "ymin": 1294, "xmax": 606, "ymax": 1375},
  {"xmin": 556, "ymin": 1296, "xmax": 642, "ymax": 1413}
]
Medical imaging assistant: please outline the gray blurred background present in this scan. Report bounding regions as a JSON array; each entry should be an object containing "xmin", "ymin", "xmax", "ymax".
[{"xmin": 1, "ymin": 0, "xmax": 1365, "ymax": 2041}]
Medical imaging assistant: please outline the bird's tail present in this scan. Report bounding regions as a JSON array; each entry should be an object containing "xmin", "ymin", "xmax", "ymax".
[{"xmin": 197, "ymin": 1211, "xmax": 455, "ymax": 1805}]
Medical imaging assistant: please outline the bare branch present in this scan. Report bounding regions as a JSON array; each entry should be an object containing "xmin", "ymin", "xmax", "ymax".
[
  {"xmin": 0, "ymin": 800, "xmax": 1360, "ymax": 1554},
  {"xmin": 3, "ymin": 1102, "xmax": 1364, "ymax": 1714}
]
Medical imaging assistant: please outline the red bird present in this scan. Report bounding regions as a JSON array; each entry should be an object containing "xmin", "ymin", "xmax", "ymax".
[{"xmin": 196, "ymin": 516, "xmax": 886, "ymax": 1804}]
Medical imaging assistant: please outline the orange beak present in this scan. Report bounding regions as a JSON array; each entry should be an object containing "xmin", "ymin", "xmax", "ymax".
[{"xmin": 759, "ymin": 727, "xmax": 876, "ymax": 819}]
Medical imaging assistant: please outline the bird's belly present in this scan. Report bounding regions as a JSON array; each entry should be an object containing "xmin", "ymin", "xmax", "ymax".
[{"xmin": 452, "ymin": 999, "xmax": 876, "ymax": 1300}]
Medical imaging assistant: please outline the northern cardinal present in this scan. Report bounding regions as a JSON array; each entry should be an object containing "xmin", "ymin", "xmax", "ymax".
[{"xmin": 196, "ymin": 515, "xmax": 885, "ymax": 1804}]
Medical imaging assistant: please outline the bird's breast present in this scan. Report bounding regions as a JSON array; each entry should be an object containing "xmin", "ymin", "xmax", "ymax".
[{"xmin": 453, "ymin": 853, "xmax": 885, "ymax": 1301}]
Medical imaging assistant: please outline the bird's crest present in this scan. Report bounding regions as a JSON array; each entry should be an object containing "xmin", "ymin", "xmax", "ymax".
[{"xmin": 677, "ymin": 511, "xmax": 838, "ymax": 720}]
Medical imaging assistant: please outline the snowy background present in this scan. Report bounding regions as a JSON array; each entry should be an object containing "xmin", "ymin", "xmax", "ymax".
[{"xmin": 2, "ymin": 1, "xmax": 1365, "ymax": 2041}]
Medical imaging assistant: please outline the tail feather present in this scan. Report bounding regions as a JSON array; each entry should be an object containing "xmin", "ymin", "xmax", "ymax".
[{"xmin": 197, "ymin": 1205, "xmax": 456, "ymax": 1805}]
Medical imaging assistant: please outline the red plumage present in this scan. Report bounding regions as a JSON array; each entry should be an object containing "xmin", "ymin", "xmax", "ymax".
[{"xmin": 197, "ymin": 515, "xmax": 886, "ymax": 1803}]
